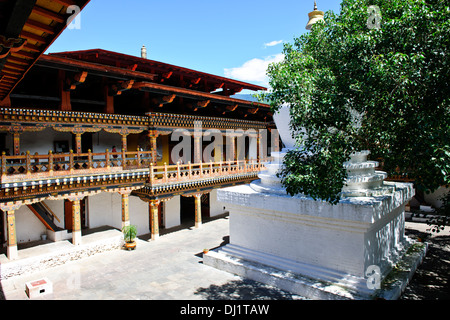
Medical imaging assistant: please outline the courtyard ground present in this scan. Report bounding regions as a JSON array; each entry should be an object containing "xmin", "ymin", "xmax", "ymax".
[{"xmin": 0, "ymin": 215, "xmax": 448, "ymax": 301}]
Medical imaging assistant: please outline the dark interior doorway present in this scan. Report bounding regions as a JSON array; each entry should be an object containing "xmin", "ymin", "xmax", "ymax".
[{"xmin": 180, "ymin": 194, "xmax": 210, "ymax": 224}]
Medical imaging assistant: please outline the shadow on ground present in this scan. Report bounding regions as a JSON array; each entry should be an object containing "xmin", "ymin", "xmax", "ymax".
[
  {"xmin": 401, "ymin": 229, "xmax": 450, "ymax": 300},
  {"xmin": 194, "ymin": 279, "xmax": 305, "ymax": 300}
]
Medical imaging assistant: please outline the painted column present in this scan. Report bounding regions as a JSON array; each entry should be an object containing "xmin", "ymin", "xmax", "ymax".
[
  {"xmin": 121, "ymin": 134, "xmax": 128, "ymax": 152},
  {"xmin": 148, "ymin": 131, "xmax": 159, "ymax": 165},
  {"xmin": 75, "ymin": 133, "xmax": 82, "ymax": 154},
  {"xmin": 150, "ymin": 200, "xmax": 160, "ymax": 240},
  {"xmin": 121, "ymin": 192, "xmax": 131, "ymax": 229},
  {"xmin": 72, "ymin": 199, "xmax": 82, "ymax": 245},
  {"xmin": 13, "ymin": 133, "xmax": 20, "ymax": 156},
  {"xmin": 194, "ymin": 120, "xmax": 202, "ymax": 164},
  {"xmin": 0, "ymin": 202, "xmax": 22, "ymax": 260},
  {"xmin": 6, "ymin": 210, "xmax": 18, "ymax": 260},
  {"xmin": 194, "ymin": 194, "xmax": 202, "ymax": 228},
  {"xmin": 194, "ymin": 136, "xmax": 202, "ymax": 164}
]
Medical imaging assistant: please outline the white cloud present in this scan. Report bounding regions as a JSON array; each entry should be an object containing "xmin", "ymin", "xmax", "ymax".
[
  {"xmin": 264, "ymin": 40, "xmax": 283, "ymax": 48},
  {"xmin": 224, "ymin": 53, "xmax": 285, "ymax": 86}
]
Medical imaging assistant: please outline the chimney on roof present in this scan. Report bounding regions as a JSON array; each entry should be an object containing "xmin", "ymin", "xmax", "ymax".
[{"xmin": 141, "ymin": 45, "xmax": 147, "ymax": 59}]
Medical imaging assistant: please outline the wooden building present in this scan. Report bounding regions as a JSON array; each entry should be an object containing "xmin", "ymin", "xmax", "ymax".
[{"xmin": 0, "ymin": 0, "xmax": 276, "ymax": 260}]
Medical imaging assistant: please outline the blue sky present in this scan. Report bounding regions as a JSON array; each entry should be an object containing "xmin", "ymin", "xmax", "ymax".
[{"xmin": 48, "ymin": 0, "xmax": 342, "ymax": 88}]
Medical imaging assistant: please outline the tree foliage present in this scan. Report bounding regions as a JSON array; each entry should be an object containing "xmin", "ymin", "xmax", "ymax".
[{"xmin": 260, "ymin": 0, "xmax": 450, "ymax": 205}]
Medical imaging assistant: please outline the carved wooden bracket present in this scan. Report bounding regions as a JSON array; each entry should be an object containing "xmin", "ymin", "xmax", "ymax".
[
  {"xmin": 152, "ymin": 94, "xmax": 176, "ymax": 108},
  {"xmin": 110, "ymin": 80, "xmax": 135, "ymax": 96},
  {"xmin": 65, "ymin": 71, "xmax": 88, "ymax": 91},
  {"xmin": 0, "ymin": 36, "xmax": 27, "ymax": 59}
]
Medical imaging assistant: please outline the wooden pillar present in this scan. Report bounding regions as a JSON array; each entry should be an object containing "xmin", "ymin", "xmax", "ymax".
[
  {"xmin": 121, "ymin": 192, "xmax": 131, "ymax": 229},
  {"xmin": 6, "ymin": 210, "xmax": 18, "ymax": 260},
  {"xmin": 121, "ymin": 134, "xmax": 128, "ymax": 152},
  {"xmin": 150, "ymin": 200, "xmax": 160, "ymax": 240},
  {"xmin": 148, "ymin": 131, "xmax": 158, "ymax": 165},
  {"xmin": 59, "ymin": 70, "xmax": 71, "ymax": 111},
  {"xmin": 72, "ymin": 199, "xmax": 82, "ymax": 245},
  {"xmin": 228, "ymin": 135, "xmax": 236, "ymax": 162},
  {"xmin": 75, "ymin": 133, "xmax": 82, "ymax": 154},
  {"xmin": 194, "ymin": 194, "xmax": 202, "ymax": 228},
  {"xmin": 194, "ymin": 136, "xmax": 202, "ymax": 164},
  {"xmin": 13, "ymin": 132, "xmax": 20, "ymax": 156}
]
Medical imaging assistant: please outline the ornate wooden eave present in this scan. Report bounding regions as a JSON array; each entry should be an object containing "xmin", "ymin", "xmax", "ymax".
[
  {"xmin": 48, "ymin": 48, "xmax": 267, "ymax": 95},
  {"xmin": 0, "ymin": 0, "xmax": 91, "ymax": 102},
  {"xmin": 36, "ymin": 54, "xmax": 157, "ymax": 82},
  {"xmin": 0, "ymin": 107, "xmax": 273, "ymax": 133},
  {"xmin": 134, "ymin": 81, "xmax": 271, "ymax": 113}
]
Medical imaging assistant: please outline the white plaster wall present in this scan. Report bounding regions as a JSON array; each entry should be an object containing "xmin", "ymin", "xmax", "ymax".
[
  {"xmin": 209, "ymin": 189, "xmax": 227, "ymax": 217},
  {"xmin": 15, "ymin": 205, "xmax": 47, "ymax": 243},
  {"xmin": 14, "ymin": 129, "xmax": 72, "ymax": 155},
  {"xmin": 42, "ymin": 200, "xmax": 65, "ymax": 229},
  {"xmin": 91, "ymin": 131, "xmax": 122, "ymax": 153},
  {"xmin": 129, "ymin": 195, "xmax": 150, "ymax": 236},
  {"xmin": 4, "ymin": 129, "xmax": 123, "ymax": 156},
  {"xmin": 227, "ymin": 203, "xmax": 366, "ymax": 277},
  {"xmin": 164, "ymin": 196, "xmax": 180, "ymax": 229},
  {"xmin": 424, "ymin": 186, "xmax": 449, "ymax": 209},
  {"xmin": 87, "ymin": 192, "xmax": 149, "ymax": 236},
  {"xmin": 88, "ymin": 192, "xmax": 122, "ymax": 230}
]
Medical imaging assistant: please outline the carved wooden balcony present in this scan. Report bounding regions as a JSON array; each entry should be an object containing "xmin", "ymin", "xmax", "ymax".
[{"xmin": 0, "ymin": 150, "xmax": 267, "ymax": 202}]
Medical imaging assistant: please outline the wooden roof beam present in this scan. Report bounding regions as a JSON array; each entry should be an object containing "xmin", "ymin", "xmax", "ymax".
[
  {"xmin": 24, "ymin": 19, "xmax": 55, "ymax": 35},
  {"xmin": 20, "ymin": 30, "xmax": 47, "ymax": 44},
  {"xmin": 31, "ymin": 6, "xmax": 66, "ymax": 23},
  {"xmin": 52, "ymin": 0, "xmax": 76, "ymax": 7}
]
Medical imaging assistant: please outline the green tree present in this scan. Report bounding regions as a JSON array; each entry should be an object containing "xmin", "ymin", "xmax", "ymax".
[{"xmin": 260, "ymin": 0, "xmax": 449, "ymax": 207}]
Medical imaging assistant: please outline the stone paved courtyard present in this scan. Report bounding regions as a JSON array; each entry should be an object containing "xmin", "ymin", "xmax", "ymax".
[{"xmin": 0, "ymin": 214, "xmax": 448, "ymax": 301}]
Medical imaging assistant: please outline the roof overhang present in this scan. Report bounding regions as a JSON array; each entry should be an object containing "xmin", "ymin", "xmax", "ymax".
[{"xmin": 0, "ymin": 0, "xmax": 90, "ymax": 102}]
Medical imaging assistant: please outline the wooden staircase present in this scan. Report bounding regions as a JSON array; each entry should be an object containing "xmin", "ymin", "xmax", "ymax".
[{"xmin": 27, "ymin": 202, "xmax": 62, "ymax": 232}]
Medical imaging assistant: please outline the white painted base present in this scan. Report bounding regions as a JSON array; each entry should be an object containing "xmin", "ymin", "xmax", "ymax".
[
  {"xmin": 72, "ymin": 230, "xmax": 82, "ymax": 246},
  {"xmin": 7, "ymin": 245, "xmax": 18, "ymax": 260},
  {"xmin": 204, "ymin": 181, "xmax": 425, "ymax": 299},
  {"xmin": 204, "ymin": 240, "xmax": 427, "ymax": 300}
]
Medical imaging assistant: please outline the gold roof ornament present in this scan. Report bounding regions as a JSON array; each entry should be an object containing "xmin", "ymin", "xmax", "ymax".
[{"xmin": 306, "ymin": 1, "xmax": 325, "ymax": 30}]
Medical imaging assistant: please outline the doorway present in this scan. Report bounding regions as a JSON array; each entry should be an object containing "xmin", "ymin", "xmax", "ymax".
[
  {"xmin": 71, "ymin": 133, "xmax": 93, "ymax": 153},
  {"xmin": 64, "ymin": 199, "xmax": 86, "ymax": 231},
  {"xmin": 180, "ymin": 194, "xmax": 210, "ymax": 225}
]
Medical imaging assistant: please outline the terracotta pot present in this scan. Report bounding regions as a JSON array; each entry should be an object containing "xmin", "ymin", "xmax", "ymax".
[{"xmin": 124, "ymin": 241, "xmax": 136, "ymax": 250}]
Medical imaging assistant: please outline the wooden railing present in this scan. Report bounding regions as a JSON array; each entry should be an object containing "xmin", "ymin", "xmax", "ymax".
[
  {"xmin": 1, "ymin": 150, "xmax": 267, "ymax": 186},
  {"xmin": 1, "ymin": 150, "xmax": 153, "ymax": 177},
  {"xmin": 149, "ymin": 159, "xmax": 265, "ymax": 186}
]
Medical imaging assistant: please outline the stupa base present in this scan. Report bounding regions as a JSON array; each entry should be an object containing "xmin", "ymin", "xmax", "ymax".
[{"xmin": 204, "ymin": 181, "xmax": 426, "ymax": 300}]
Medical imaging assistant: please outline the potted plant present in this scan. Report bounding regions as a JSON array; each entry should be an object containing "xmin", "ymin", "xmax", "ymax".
[{"xmin": 122, "ymin": 225, "xmax": 137, "ymax": 250}]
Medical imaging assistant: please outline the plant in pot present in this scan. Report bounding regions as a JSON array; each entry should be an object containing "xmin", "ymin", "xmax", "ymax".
[{"xmin": 122, "ymin": 225, "xmax": 137, "ymax": 250}]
